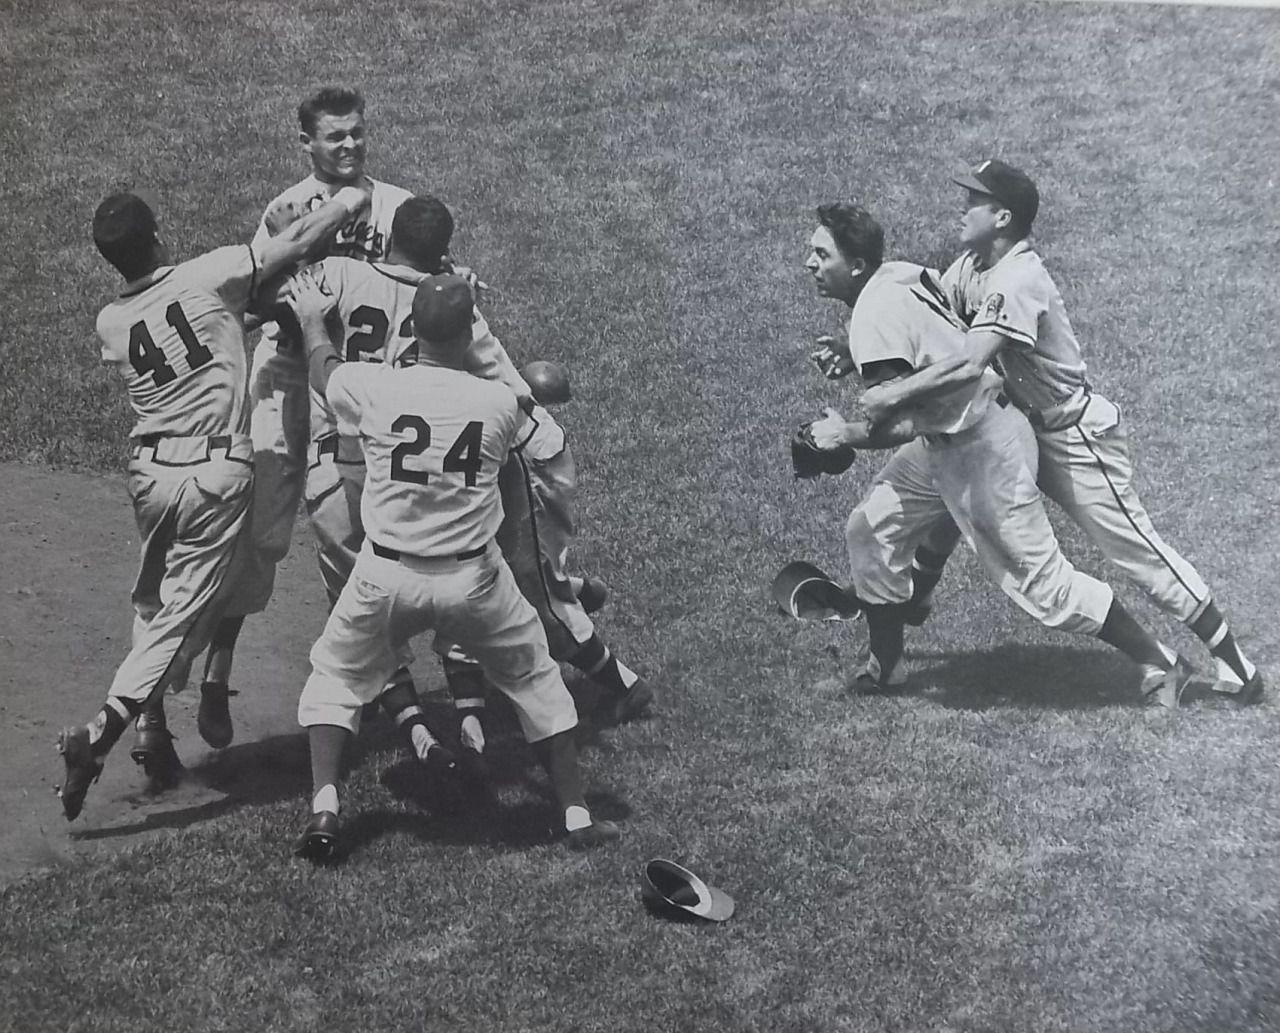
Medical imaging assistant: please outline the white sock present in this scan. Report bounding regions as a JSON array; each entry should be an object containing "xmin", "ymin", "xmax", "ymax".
[
  {"xmin": 313, "ymin": 784, "xmax": 339, "ymax": 815},
  {"xmin": 615, "ymin": 660, "xmax": 639, "ymax": 690},
  {"xmin": 409, "ymin": 723, "xmax": 439, "ymax": 762},
  {"xmin": 565, "ymin": 804, "xmax": 592, "ymax": 832},
  {"xmin": 460, "ymin": 714, "xmax": 485, "ymax": 753},
  {"xmin": 1214, "ymin": 658, "xmax": 1246, "ymax": 688}
]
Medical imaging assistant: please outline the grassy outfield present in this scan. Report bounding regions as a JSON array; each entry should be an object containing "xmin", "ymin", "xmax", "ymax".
[{"xmin": 3, "ymin": 1, "xmax": 1279, "ymax": 1031}]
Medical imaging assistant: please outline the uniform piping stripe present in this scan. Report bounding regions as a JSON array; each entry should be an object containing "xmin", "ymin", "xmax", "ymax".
[
  {"xmin": 1073, "ymin": 427, "xmax": 1204, "ymax": 604},
  {"xmin": 969, "ymin": 320, "xmax": 1035, "ymax": 347},
  {"xmin": 515, "ymin": 452, "xmax": 577, "ymax": 645}
]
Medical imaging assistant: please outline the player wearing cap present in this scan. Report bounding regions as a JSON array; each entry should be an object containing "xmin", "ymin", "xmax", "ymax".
[
  {"xmin": 188, "ymin": 86, "xmax": 417, "ymax": 750},
  {"xmin": 802, "ymin": 203, "xmax": 1196, "ymax": 705},
  {"xmin": 289, "ymin": 271, "xmax": 620, "ymax": 859},
  {"xmin": 55, "ymin": 183, "xmax": 372, "ymax": 820},
  {"xmin": 857, "ymin": 160, "xmax": 1262, "ymax": 704}
]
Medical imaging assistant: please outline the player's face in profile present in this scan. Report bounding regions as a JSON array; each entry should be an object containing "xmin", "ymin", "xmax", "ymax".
[
  {"xmin": 805, "ymin": 226, "xmax": 858, "ymax": 303},
  {"xmin": 959, "ymin": 190, "xmax": 1002, "ymax": 249},
  {"xmin": 304, "ymin": 111, "xmax": 367, "ymax": 184}
]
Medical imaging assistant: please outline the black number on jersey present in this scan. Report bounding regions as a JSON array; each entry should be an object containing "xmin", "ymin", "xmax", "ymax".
[
  {"xmin": 346, "ymin": 305, "xmax": 389, "ymax": 362},
  {"xmin": 127, "ymin": 302, "xmax": 213, "ymax": 386},
  {"xmin": 389, "ymin": 416, "xmax": 486, "ymax": 486},
  {"xmin": 442, "ymin": 421, "xmax": 484, "ymax": 487}
]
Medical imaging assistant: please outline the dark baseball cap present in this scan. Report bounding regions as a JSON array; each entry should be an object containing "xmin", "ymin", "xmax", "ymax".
[
  {"xmin": 952, "ymin": 159, "xmax": 1039, "ymax": 228},
  {"xmin": 640, "ymin": 859, "xmax": 735, "ymax": 922},
  {"xmin": 92, "ymin": 191, "xmax": 158, "ymax": 249},
  {"xmin": 411, "ymin": 273, "xmax": 474, "ymax": 344}
]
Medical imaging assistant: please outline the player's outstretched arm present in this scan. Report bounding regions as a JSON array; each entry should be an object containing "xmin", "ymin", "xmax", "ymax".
[
  {"xmin": 808, "ymin": 406, "xmax": 919, "ymax": 453},
  {"xmin": 255, "ymin": 184, "xmax": 372, "ymax": 283},
  {"xmin": 862, "ymin": 328, "xmax": 1007, "ymax": 425}
]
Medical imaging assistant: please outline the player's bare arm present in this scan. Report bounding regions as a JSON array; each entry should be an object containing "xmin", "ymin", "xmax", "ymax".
[{"xmin": 861, "ymin": 327, "xmax": 1007, "ymax": 424}]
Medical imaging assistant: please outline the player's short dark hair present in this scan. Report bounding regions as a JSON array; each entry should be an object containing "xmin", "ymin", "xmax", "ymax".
[
  {"xmin": 298, "ymin": 86, "xmax": 365, "ymax": 136},
  {"xmin": 816, "ymin": 203, "xmax": 885, "ymax": 270},
  {"xmin": 391, "ymin": 196, "xmax": 454, "ymax": 272},
  {"xmin": 93, "ymin": 192, "xmax": 158, "ymax": 279}
]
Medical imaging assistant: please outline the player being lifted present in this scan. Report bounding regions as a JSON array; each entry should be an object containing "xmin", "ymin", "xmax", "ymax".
[
  {"xmin": 848, "ymin": 161, "xmax": 1263, "ymax": 705},
  {"xmin": 182, "ymin": 86, "xmax": 417, "ymax": 751},
  {"xmin": 57, "ymin": 183, "xmax": 372, "ymax": 820},
  {"xmin": 288, "ymin": 271, "xmax": 620, "ymax": 859},
  {"xmin": 801, "ymin": 203, "xmax": 1197, "ymax": 706}
]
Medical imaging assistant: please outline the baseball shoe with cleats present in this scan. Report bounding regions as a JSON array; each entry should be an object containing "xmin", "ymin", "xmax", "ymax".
[
  {"xmin": 567, "ymin": 818, "xmax": 621, "ymax": 851},
  {"xmin": 850, "ymin": 657, "xmax": 906, "ymax": 695},
  {"xmin": 577, "ymin": 576, "xmax": 610, "ymax": 614},
  {"xmin": 1209, "ymin": 670, "xmax": 1266, "ymax": 706},
  {"xmin": 56, "ymin": 726, "xmax": 104, "ymax": 822},
  {"xmin": 294, "ymin": 810, "xmax": 341, "ymax": 862},
  {"xmin": 197, "ymin": 681, "xmax": 236, "ymax": 749},
  {"xmin": 1142, "ymin": 655, "xmax": 1196, "ymax": 709},
  {"xmin": 600, "ymin": 678, "xmax": 656, "ymax": 726},
  {"xmin": 130, "ymin": 709, "xmax": 183, "ymax": 788},
  {"xmin": 899, "ymin": 598, "xmax": 934, "ymax": 627}
]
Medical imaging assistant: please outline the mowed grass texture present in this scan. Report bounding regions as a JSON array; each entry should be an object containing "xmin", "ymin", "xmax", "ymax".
[{"xmin": 3, "ymin": 1, "xmax": 1279, "ymax": 1031}]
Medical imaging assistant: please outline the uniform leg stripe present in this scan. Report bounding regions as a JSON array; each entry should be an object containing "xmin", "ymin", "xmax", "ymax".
[
  {"xmin": 517, "ymin": 453, "xmax": 576, "ymax": 644},
  {"xmin": 1073, "ymin": 428, "xmax": 1204, "ymax": 604},
  {"xmin": 106, "ymin": 697, "xmax": 135, "ymax": 722},
  {"xmin": 1206, "ymin": 624, "xmax": 1229, "ymax": 649}
]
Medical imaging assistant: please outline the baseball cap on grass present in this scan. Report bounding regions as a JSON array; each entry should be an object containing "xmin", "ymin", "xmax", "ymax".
[
  {"xmin": 640, "ymin": 859, "xmax": 735, "ymax": 922},
  {"xmin": 412, "ymin": 273, "xmax": 474, "ymax": 344},
  {"xmin": 952, "ymin": 159, "xmax": 1039, "ymax": 229},
  {"xmin": 770, "ymin": 560, "xmax": 863, "ymax": 622}
]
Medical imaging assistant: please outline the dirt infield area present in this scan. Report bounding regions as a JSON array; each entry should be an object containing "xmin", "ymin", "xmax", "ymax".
[{"xmin": 0, "ymin": 461, "xmax": 333, "ymax": 886}]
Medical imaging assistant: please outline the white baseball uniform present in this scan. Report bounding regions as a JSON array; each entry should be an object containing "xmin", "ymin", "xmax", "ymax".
[
  {"xmin": 495, "ymin": 406, "xmax": 597, "ymax": 660},
  {"xmin": 302, "ymin": 256, "xmax": 531, "ymax": 603},
  {"xmin": 843, "ymin": 262, "xmax": 1113, "ymax": 634},
  {"xmin": 95, "ymin": 245, "xmax": 259, "ymax": 704},
  {"xmin": 296, "ymin": 362, "xmax": 577, "ymax": 744},
  {"xmin": 939, "ymin": 242, "xmax": 1211, "ymax": 622},
  {"xmin": 230, "ymin": 175, "xmax": 412, "ymax": 615}
]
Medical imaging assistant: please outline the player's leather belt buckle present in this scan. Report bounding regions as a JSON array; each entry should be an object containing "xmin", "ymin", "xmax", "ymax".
[
  {"xmin": 132, "ymin": 433, "xmax": 234, "ymax": 466},
  {"xmin": 371, "ymin": 540, "xmax": 487, "ymax": 563}
]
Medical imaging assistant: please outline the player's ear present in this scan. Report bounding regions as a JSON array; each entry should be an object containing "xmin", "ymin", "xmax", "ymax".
[
  {"xmin": 298, "ymin": 130, "xmax": 313, "ymax": 150},
  {"xmin": 995, "ymin": 207, "xmax": 1013, "ymax": 230}
]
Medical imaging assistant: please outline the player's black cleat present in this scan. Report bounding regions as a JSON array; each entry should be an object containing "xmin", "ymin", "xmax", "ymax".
[
  {"xmin": 423, "ymin": 742, "xmax": 460, "ymax": 779},
  {"xmin": 294, "ymin": 811, "xmax": 341, "ymax": 862},
  {"xmin": 899, "ymin": 598, "xmax": 934, "ymax": 627},
  {"xmin": 567, "ymin": 818, "xmax": 621, "ymax": 851},
  {"xmin": 577, "ymin": 576, "xmax": 610, "ymax": 615},
  {"xmin": 130, "ymin": 710, "xmax": 183, "ymax": 788},
  {"xmin": 601, "ymin": 678, "xmax": 655, "ymax": 725},
  {"xmin": 197, "ymin": 681, "xmax": 236, "ymax": 749},
  {"xmin": 1211, "ymin": 670, "xmax": 1266, "ymax": 706},
  {"xmin": 57, "ymin": 726, "xmax": 104, "ymax": 822}
]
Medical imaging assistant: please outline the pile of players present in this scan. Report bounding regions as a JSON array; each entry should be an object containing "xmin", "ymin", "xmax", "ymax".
[{"xmin": 59, "ymin": 87, "xmax": 654, "ymax": 860}]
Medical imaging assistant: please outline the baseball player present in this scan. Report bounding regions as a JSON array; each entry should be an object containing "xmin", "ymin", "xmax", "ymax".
[
  {"xmin": 289, "ymin": 272, "xmax": 619, "ymax": 859},
  {"xmin": 299, "ymin": 197, "xmax": 653, "ymax": 776},
  {"xmin": 802, "ymin": 203, "xmax": 1196, "ymax": 705},
  {"xmin": 855, "ymin": 161, "xmax": 1263, "ymax": 705},
  {"xmin": 56, "ymin": 183, "xmax": 372, "ymax": 821},
  {"xmin": 191, "ymin": 86, "xmax": 418, "ymax": 748}
]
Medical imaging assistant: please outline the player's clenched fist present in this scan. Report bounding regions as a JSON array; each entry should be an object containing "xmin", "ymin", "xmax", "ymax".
[{"xmin": 810, "ymin": 334, "xmax": 855, "ymax": 379}]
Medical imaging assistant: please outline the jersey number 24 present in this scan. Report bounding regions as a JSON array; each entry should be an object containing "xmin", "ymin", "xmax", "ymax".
[{"xmin": 390, "ymin": 415, "xmax": 484, "ymax": 487}]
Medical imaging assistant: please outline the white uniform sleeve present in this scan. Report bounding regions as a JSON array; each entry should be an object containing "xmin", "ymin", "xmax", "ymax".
[
  {"xmin": 464, "ymin": 309, "xmax": 534, "ymax": 405},
  {"xmin": 848, "ymin": 282, "xmax": 919, "ymax": 372},
  {"xmin": 326, "ymin": 363, "xmax": 366, "ymax": 438},
  {"xmin": 969, "ymin": 261, "xmax": 1044, "ymax": 349},
  {"xmin": 939, "ymin": 255, "xmax": 970, "ymax": 323},
  {"xmin": 183, "ymin": 245, "xmax": 259, "ymax": 316}
]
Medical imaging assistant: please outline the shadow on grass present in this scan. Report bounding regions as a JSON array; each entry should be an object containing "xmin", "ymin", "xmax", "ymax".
[{"xmin": 902, "ymin": 642, "xmax": 1153, "ymax": 711}]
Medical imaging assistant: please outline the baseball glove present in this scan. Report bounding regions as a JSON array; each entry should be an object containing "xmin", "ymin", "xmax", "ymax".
[{"xmin": 791, "ymin": 423, "xmax": 857, "ymax": 479}]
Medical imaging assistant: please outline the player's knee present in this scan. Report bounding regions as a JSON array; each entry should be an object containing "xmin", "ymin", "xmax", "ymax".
[{"xmin": 297, "ymin": 695, "xmax": 362, "ymax": 735}]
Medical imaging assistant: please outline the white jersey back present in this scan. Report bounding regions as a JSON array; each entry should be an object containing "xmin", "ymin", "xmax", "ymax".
[
  {"xmin": 941, "ymin": 241, "xmax": 1089, "ymax": 411},
  {"xmin": 96, "ymin": 244, "xmax": 258, "ymax": 439},
  {"xmin": 848, "ymin": 261, "xmax": 1002, "ymax": 435},
  {"xmin": 311, "ymin": 258, "xmax": 533, "ymax": 442},
  {"xmin": 327, "ymin": 362, "xmax": 530, "ymax": 556}
]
